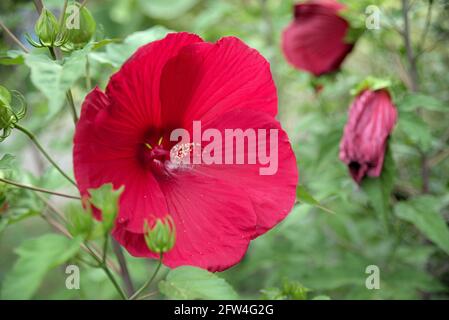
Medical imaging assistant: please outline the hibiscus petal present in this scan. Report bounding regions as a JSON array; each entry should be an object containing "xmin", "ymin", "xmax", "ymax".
[
  {"xmin": 74, "ymin": 88, "xmax": 169, "ymax": 233},
  {"xmin": 159, "ymin": 36, "xmax": 277, "ymax": 128},
  {"xmin": 74, "ymin": 88, "xmax": 139, "ymax": 192},
  {"xmin": 193, "ymin": 108, "xmax": 298, "ymax": 238},
  {"xmin": 159, "ymin": 172, "xmax": 257, "ymax": 272},
  {"xmin": 106, "ymin": 32, "xmax": 203, "ymax": 129}
]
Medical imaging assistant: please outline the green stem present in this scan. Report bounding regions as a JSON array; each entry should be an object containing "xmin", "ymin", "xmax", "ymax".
[
  {"xmin": 66, "ymin": 90, "xmax": 79, "ymax": 123},
  {"xmin": 48, "ymin": 46, "xmax": 57, "ymax": 60},
  {"xmin": 102, "ymin": 263, "xmax": 128, "ymax": 300},
  {"xmin": 38, "ymin": 194, "xmax": 126, "ymax": 299},
  {"xmin": 33, "ymin": 4, "xmax": 78, "ymax": 124},
  {"xmin": 112, "ymin": 239, "xmax": 135, "ymax": 296},
  {"xmin": 401, "ymin": 0, "xmax": 430, "ymax": 193},
  {"xmin": 14, "ymin": 124, "xmax": 77, "ymax": 186},
  {"xmin": 77, "ymin": 255, "xmax": 98, "ymax": 268},
  {"xmin": 129, "ymin": 254, "xmax": 163, "ymax": 300},
  {"xmin": 85, "ymin": 242, "xmax": 128, "ymax": 300},
  {"xmin": 417, "ymin": 0, "xmax": 433, "ymax": 55},
  {"xmin": 59, "ymin": 0, "xmax": 69, "ymax": 30},
  {"xmin": 80, "ymin": 0, "xmax": 89, "ymax": 9},
  {"xmin": 33, "ymin": 0, "xmax": 44, "ymax": 14},
  {"xmin": 0, "ymin": 19, "xmax": 30, "ymax": 53},
  {"xmin": 85, "ymin": 55, "xmax": 92, "ymax": 90},
  {"xmin": 0, "ymin": 177, "xmax": 80, "ymax": 199},
  {"xmin": 102, "ymin": 235, "xmax": 109, "ymax": 264},
  {"xmin": 401, "ymin": 0, "xmax": 419, "ymax": 92}
]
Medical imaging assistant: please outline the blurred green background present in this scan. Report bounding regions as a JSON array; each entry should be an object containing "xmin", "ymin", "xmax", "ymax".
[{"xmin": 1, "ymin": 0, "xmax": 449, "ymax": 300}]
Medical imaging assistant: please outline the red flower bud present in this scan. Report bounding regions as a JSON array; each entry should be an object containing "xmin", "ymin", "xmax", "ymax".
[
  {"xmin": 281, "ymin": 0, "xmax": 355, "ymax": 77},
  {"xmin": 339, "ymin": 89, "xmax": 398, "ymax": 183}
]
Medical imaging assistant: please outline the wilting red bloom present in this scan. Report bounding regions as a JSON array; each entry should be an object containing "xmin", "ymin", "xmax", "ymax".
[
  {"xmin": 282, "ymin": 0, "xmax": 355, "ymax": 76},
  {"xmin": 339, "ymin": 89, "xmax": 397, "ymax": 183},
  {"xmin": 73, "ymin": 32, "xmax": 298, "ymax": 271}
]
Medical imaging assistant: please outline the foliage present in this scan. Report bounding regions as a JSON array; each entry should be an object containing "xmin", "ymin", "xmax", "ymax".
[
  {"xmin": 159, "ymin": 266, "xmax": 239, "ymax": 300},
  {"xmin": 0, "ymin": 234, "xmax": 82, "ymax": 299}
]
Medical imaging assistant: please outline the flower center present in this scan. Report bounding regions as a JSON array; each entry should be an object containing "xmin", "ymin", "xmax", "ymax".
[
  {"xmin": 140, "ymin": 136, "xmax": 171, "ymax": 175},
  {"xmin": 138, "ymin": 129, "xmax": 200, "ymax": 177}
]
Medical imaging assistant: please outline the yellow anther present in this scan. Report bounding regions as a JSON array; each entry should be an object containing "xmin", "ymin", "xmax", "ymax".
[
  {"xmin": 158, "ymin": 136, "xmax": 163, "ymax": 145},
  {"xmin": 145, "ymin": 143, "xmax": 152, "ymax": 150}
]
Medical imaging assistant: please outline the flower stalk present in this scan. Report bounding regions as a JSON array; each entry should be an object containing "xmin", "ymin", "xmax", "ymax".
[
  {"xmin": 129, "ymin": 253, "xmax": 163, "ymax": 300},
  {"xmin": 14, "ymin": 124, "xmax": 76, "ymax": 186},
  {"xmin": 0, "ymin": 177, "xmax": 80, "ymax": 199}
]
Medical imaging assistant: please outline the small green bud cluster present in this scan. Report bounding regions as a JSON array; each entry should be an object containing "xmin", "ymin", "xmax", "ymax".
[
  {"xmin": 0, "ymin": 85, "xmax": 26, "ymax": 142},
  {"xmin": 28, "ymin": 3, "xmax": 96, "ymax": 51},
  {"xmin": 63, "ymin": 3, "xmax": 96, "ymax": 50},
  {"xmin": 144, "ymin": 215, "xmax": 176, "ymax": 254}
]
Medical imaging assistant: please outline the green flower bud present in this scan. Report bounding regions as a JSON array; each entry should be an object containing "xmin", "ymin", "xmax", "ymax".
[
  {"xmin": 282, "ymin": 281, "xmax": 310, "ymax": 300},
  {"xmin": 0, "ymin": 85, "xmax": 26, "ymax": 142},
  {"xmin": 34, "ymin": 8, "xmax": 60, "ymax": 47},
  {"xmin": 0, "ymin": 86, "xmax": 13, "ymax": 129},
  {"xmin": 144, "ymin": 215, "xmax": 176, "ymax": 254},
  {"xmin": 64, "ymin": 3, "xmax": 96, "ymax": 49}
]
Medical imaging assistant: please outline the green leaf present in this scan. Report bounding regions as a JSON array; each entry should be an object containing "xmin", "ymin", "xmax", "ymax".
[
  {"xmin": 0, "ymin": 172, "xmax": 43, "ymax": 234},
  {"xmin": 0, "ymin": 85, "xmax": 12, "ymax": 106},
  {"xmin": 350, "ymin": 76, "xmax": 392, "ymax": 96},
  {"xmin": 0, "ymin": 50, "xmax": 26, "ymax": 65},
  {"xmin": 91, "ymin": 38, "xmax": 121, "ymax": 50},
  {"xmin": 397, "ymin": 111, "xmax": 433, "ymax": 151},
  {"xmin": 296, "ymin": 185, "xmax": 335, "ymax": 214},
  {"xmin": 88, "ymin": 183, "xmax": 124, "ymax": 233},
  {"xmin": 0, "ymin": 234, "xmax": 82, "ymax": 299},
  {"xmin": 395, "ymin": 196, "xmax": 449, "ymax": 255},
  {"xmin": 66, "ymin": 203, "xmax": 95, "ymax": 240},
  {"xmin": 159, "ymin": 266, "xmax": 239, "ymax": 300},
  {"xmin": 90, "ymin": 26, "xmax": 171, "ymax": 68},
  {"xmin": 260, "ymin": 287, "xmax": 284, "ymax": 300},
  {"xmin": 281, "ymin": 281, "xmax": 310, "ymax": 300},
  {"xmin": 0, "ymin": 154, "xmax": 15, "ymax": 171},
  {"xmin": 0, "ymin": 206, "xmax": 39, "ymax": 234},
  {"xmin": 362, "ymin": 145, "xmax": 395, "ymax": 228},
  {"xmin": 297, "ymin": 185, "xmax": 319, "ymax": 206},
  {"xmin": 137, "ymin": 0, "xmax": 199, "ymax": 20},
  {"xmin": 398, "ymin": 93, "xmax": 447, "ymax": 112},
  {"xmin": 24, "ymin": 44, "xmax": 92, "ymax": 120},
  {"xmin": 344, "ymin": 26, "xmax": 365, "ymax": 44}
]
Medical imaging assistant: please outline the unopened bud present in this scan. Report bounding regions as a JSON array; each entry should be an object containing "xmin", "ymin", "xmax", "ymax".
[
  {"xmin": 0, "ymin": 85, "xmax": 26, "ymax": 142},
  {"xmin": 0, "ymin": 86, "xmax": 13, "ymax": 129},
  {"xmin": 34, "ymin": 8, "xmax": 60, "ymax": 47},
  {"xmin": 64, "ymin": 4, "xmax": 96, "ymax": 49},
  {"xmin": 144, "ymin": 215, "xmax": 176, "ymax": 254}
]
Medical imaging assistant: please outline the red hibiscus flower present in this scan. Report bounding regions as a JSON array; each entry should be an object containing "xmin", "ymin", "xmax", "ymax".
[
  {"xmin": 281, "ymin": 0, "xmax": 355, "ymax": 76},
  {"xmin": 339, "ymin": 89, "xmax": 397, "ymax": 183},
  {"xmin": 73, "ymin": 32, "xmax": 298, "ymax": 271}
]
